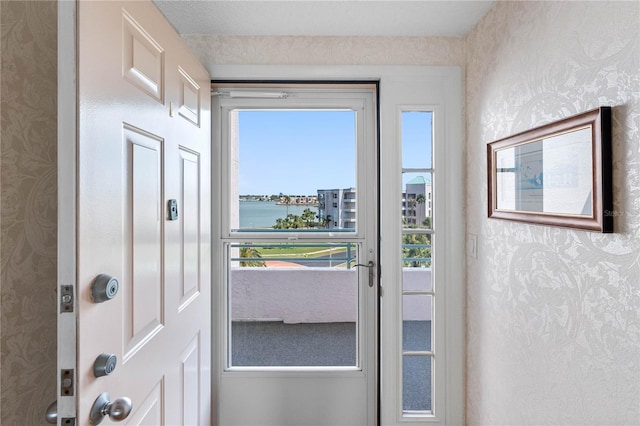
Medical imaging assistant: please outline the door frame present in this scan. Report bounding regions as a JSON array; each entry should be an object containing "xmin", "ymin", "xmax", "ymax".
[
  {"xmin": 57, "ymin": 0, "xmax": 78, "ymax": 421},
  {"xmin": 211, "ymin": 84, "xmax": 379, "ymax": 426},
  {"xmin": 209, "ymin": 65, "xmax": 464, "ymax": 426}
]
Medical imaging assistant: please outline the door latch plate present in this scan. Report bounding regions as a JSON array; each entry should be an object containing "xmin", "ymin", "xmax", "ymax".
[
  {"xmin": 60, "ymin": 369, "xmax": 74, "ymax": 396},
  {"xmin": 60, "ymin": 285, "xmax": 74, "ymax": 313}
]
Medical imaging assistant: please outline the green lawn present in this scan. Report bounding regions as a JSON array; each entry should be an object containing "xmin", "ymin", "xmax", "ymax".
[{"xmin": 258, "ymin": 245, "xmax": 349, "ymax": 258}]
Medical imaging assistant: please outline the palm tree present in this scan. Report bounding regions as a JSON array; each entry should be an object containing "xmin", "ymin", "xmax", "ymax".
[
  {"xmin": 284, "ymin": 195, "xmax": 291, "ymax": 215},
  {"xmin": 302, "ymin": 208, "xmax": 316, "ymax": 228},
  {"xmin": 402, "ymin": 233, "xmax": 431, "ymax": 267},
  {"xmin": 240, "ymin": 246, "xmax": 265, "ymax": 267}
]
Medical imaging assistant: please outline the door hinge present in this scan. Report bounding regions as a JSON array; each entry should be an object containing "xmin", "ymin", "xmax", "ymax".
[
  {"xmin": 60, "ymin": 285, "xmax": 74, "ymax": 313},
  {"xmin": 61, "ymin": 369, "xmax": 74, "ymax": 396}
]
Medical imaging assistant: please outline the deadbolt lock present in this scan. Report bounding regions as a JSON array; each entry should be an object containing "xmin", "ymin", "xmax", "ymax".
[
  {"xmin": 91, "ymin": 274, "xmax": 119, "ymax": 303},
  {"xmin": 93, "ymin": 353, "xmax": 117, "ymax": 377}
]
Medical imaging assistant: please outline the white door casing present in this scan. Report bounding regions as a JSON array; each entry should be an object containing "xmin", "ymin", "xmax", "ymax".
[
  {"xmin": 58, "ymin": 1, "xmax": 211, "ymax": 424},
  {"xmin": 378, "ymin": 71, "xmax": 464, "ymax": 425},
  {"xmin": 210, "ymin": 65, "xmax": 464, "ymax": 426}
]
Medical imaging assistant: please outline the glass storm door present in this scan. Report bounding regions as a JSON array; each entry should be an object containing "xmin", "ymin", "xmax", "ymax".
[{"xmin": 212, "ymin": 84, "xmax": 378, "ymax": 426}]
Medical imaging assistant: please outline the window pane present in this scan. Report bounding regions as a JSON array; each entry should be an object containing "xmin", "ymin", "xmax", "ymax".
[
  {"xmin": 402, "ymin": 295, "xmax": 432, "ymax": 352},
  {"xmin": 403, "ymin": 268, "xmax": 432, "ymax": 293},
  {"xmin": 228, "ymin": 242, "xmax": 359, "ymax": 367},
  {"xmin": 232, "ymin": 322, "xmax": 356, "ymax": 367},
  {"xmin": 401, "ymin": 111, "xmax": 432, "ymax": 169},
  {"xmin": 402, "ymin": 172, "xmax": 432, "ymax": 230},
  {"xmin": 232, "ymin": 110, "xmax": 357, "ymax": 232},
  {"xmin": 402, "ymin": 233, "xmax": 432, "ymax": 268},
  {"xmin": 403, "ymin": 355, "xmax": 432, "ymax": 412}
]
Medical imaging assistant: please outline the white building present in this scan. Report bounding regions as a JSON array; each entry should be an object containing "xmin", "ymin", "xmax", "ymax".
[
  {"xmin": 318, "ymin": 177, "xmax": 432, "ymax": 230},
  {"xmin": 402, "ymin": 176, "xmax": 432, "ymax": 226},
  {"xmin": 317, "ymin": 188, "xmax": 357, "ymax": 229}
]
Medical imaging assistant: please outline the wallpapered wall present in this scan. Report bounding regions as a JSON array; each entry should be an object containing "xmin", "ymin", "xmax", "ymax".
[
  {"xmin": 183, "ymin": 35, "xmax": 465, "ymax": 68},
  {"xmin": 0, "ymin": 1, "xmax": 57, "ymax": 424},
  {"xmin": 465, "ymin": 1, "xmax": 639, "ymax": 425}
]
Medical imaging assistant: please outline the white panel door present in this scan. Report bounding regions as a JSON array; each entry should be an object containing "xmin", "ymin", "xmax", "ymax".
[{"xmin": 64, "ymin": 1, "xmax": 211, "ymax": 424}]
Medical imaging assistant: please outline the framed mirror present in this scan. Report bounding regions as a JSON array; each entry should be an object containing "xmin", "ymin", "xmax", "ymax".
[{"xmin": 487, "ymin": 107, "xmax": 612, "ymax": 232}]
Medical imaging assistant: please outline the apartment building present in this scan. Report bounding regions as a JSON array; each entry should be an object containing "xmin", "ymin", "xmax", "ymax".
[
  {"xmin": 403, "ymin": 176, "xmax": 432, "ymax": 226},
  {"xmin": 317, "ymin": 188, "xmax": 357, "ymax": 229},
  {"xmin": 319, "ymin": 176, "xmax": 432, "ymax": 230}
]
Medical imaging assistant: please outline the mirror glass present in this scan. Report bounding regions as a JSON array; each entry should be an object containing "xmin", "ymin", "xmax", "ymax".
[{"xmin": 494, "ymin": 126, "xmax": 593, "ymax": 216}]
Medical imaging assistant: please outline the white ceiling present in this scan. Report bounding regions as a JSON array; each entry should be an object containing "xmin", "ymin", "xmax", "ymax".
[{"xmin": 154, "ymin": 0, "xmax": 496, "ymax": 37}]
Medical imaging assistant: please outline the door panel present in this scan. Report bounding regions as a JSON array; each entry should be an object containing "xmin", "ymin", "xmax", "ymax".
[
  {"xmin": 125, "ymin": 126, "xmax": 164, "ymax": 357},
  {"xmin": 126, "ymin": 381, "xmax": 163, "ymax": 426},
  {"xmin": 122, "ymin": 9, "xmax": 164, "ymax": 102},
  {"xmin": 179, "ymin": 148, "xmax": 201, "ymax": 310},
  {"xmin": 75, "ymin": 1, "xmax": 210, "ymax": 424},
  {"xmin": 180, "ymin": 335, "xmax": 201, "ymax": 424}
]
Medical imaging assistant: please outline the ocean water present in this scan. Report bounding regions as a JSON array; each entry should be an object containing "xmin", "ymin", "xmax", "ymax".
[{"xmin": 239, "ymin": 201, "xmax": 318, "ymax": 228}]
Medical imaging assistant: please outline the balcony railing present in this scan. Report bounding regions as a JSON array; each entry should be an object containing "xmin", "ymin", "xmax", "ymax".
[{"xmin": 229, "ymin": 242, "xmax": 431, "ymax": 324}]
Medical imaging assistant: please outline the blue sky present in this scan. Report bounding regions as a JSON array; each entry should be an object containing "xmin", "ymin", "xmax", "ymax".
[
  {"xmin": 239, "ymin": 110, "xmax": 355, "ymax": 195},
  {"xmin": 401, "ymin": 111, "xmax": 433, "ymax": 170},
  {"xmin": 238, "ymin": 110, "xmax": 432, "ymax": 195}
]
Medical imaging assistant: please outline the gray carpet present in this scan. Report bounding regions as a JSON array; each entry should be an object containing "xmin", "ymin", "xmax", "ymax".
[{"xmin": 231, "ymin": 320, "xmax": 432, "ymax": 411}]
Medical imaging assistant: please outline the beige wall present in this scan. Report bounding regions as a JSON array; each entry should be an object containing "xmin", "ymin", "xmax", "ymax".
[
  {"xmin": 465, "ymin": 1, "xmax": 639, "ymax": 424},
  {"xmin": 0, "ymin": 1, "xmax": 58, "ymax": 424}
]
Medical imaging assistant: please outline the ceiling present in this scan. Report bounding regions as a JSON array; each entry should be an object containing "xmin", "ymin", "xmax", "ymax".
[{"xmin": 153, "ymin": 0, "xmax": 496, "ymax": 37}]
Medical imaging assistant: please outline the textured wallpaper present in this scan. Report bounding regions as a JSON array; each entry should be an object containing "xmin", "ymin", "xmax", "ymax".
[
  {"xmin": 0, "ymin": 1, "xmax": 57, "ymax": 424},
  {"xmin": 182, "ymin": 34, "xmax": 465, "ymax": 70},
  {"xmin": 465, "ymin": 1, "xmax": 640, "ymax": 425}
]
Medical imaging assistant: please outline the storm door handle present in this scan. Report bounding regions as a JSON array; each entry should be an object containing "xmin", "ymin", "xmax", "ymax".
[{"xmin": 356, "ymin": 260, "xmax": 375, "ymax": 287}]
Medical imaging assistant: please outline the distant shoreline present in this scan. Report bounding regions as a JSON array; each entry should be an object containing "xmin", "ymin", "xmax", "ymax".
[
  {"xmin": 239, "ymin": 199, "xmax": 318, "ymax": 206},
  {"xmin": 275, "ymin": 202, "xmax": 319, "ymax": 206}
]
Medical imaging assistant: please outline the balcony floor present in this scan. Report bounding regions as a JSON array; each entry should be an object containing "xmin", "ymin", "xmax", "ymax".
[{"xmin": 231, "ymin": 320, "xmax": 432, "ymax": 411}]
